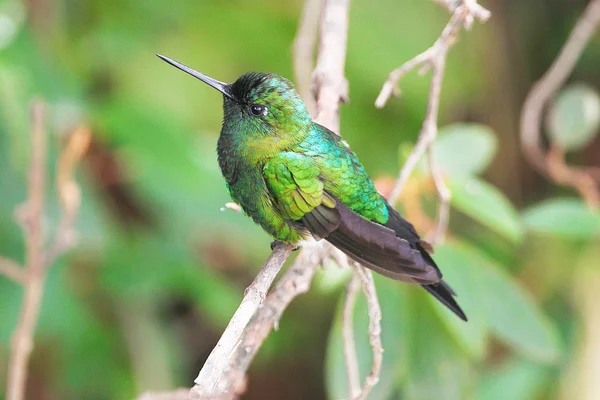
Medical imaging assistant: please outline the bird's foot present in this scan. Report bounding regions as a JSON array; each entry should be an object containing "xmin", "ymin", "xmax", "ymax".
[{"xmin": 270, "ymin": 240, "xmax": 300, "ymax": 251}]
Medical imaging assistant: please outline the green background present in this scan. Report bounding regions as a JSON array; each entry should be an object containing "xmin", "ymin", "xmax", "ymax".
[{"xmin": 1, "ymin": 0, "xmax": 600, "ymax": 399}]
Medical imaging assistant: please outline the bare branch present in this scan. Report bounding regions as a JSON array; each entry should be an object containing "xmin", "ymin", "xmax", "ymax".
[
  {"xmin": 137, "ymin": 389, "xmax": 194, "ymax": 400},
  {"xmin": 353, "ymin": 266, "xmax": 382, "ymax": 400},
  {"xmin": 46, "ymin": 126, "xmax": 91, "ymax": 266},
  {"xmin": 0, "ymin": 256, "xmax": 25, "ymax": 284},
  {"xmin": 6, "ymin": 100, "xmax": 48, "ymax": 400},
  {"xmin": 5, "ymin": 104, "xmax": 88, "ymax": 400},
  {"xmin": 430, "ymin": 0, "xmax": 490, "ymax": 28},
  {"xmin": 210, "ymin": 242, "xmax": 330, "ymax": 397},
  {"xmin": 191, "ymin": 242, "xmax": 294, "ymax": 395},
  {"xmin": 342, "ymin": 274, "xmax": 362, "ymax": 399},
  {"xmin": 313, "ymin": 0, "xmax": 351, "ymax": 133},
  {"xmin": 376, "ymin": 1, "xmax": 490, "ymax": 245},
  {"xmin": 521, "ymin": 0, "xmax": 600, "ymax": 208},
  {"xmin": 426, "ymin": 144, "xmax": 451, "ymax": 246},
  {"xmin": 293, "ymin": 0, "xmax": 321, "ymax": 116}
]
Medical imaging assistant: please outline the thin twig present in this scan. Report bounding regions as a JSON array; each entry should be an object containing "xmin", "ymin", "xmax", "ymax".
[
  {"xmin": 209, "ymin": 242, "xmax": 330, "ymax": 397},
  {"xmin": 4, "ymin": 108, "xmax": 88, "ymax": 400},
  {"xmin": 292, "ymin": 0, "xmax": 321, "ymax": 116},
  {"xmin": 426, "ymin": 144, "xmax": 451, "ymax": 246},
  {"xmin": 313, "ymin": 0, "xmax": 350, "ymax": 133},
  {"xmin": 342, "ymin": 274, "xmax": 362, "ymax": 399},
  {"xmin": 376, "ymin": 1, "xmax": 490, "ymax": 245},
  {"xmin": 353, "ymin": 266, "xmax": 383, "ymax": 400},
  {"xmin": 46, "ymin": 126, "xmax": 91, "ymax": 265},
  {"xmin": 137, "ymin": 389, "xmax": 194, "ymax": 400},
  {"xmin": 191, "ymin": 242, "xmax": 294, "ymax": 395},
  {"xmin": 521, "ymin": 0, "xmax": 600, "ymax": 208},
  {"xmin": 430, "ymin": 0, "xmax": 490, "ymax": 28},
  {"xmin": 0, "ymin": 256, "xmax": 25, "ymax": 284},
  {"xmin": 6, "ymin": 100, "xmax": 48, "ymax": 400}
]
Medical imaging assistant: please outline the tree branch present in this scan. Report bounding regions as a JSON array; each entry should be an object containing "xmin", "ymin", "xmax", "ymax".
[
  {"xmin": 293, "ymin": 0, "xmax": 321, "ymax": 117},
  {"xmin": 352, "ymin": 266, "xmax": 382, "ymax": 400},
  {"xmin": 375, "ymin": 1, "xmax": 490, "ymax": 243},
  {"xmin": 137, "ymin": 389, "xmax": 194, "ymax": 400},
  {"xmin": 6, "ymin": 100, "xmax": 48, "ymax": 400},
  {"xmin": 4, "ymin": 103, "xmax": 87, "ymax": 400},
  {"xmin": 190, "ymin": 242, "xmax": 294, "ymax": 395},
  {"xmin": 313, "ymin": 0, "xmax": 350, "ymax": 133},
  {"xmin": 520, "ymin": 0, "xmax": 600, "ymax": 208},
  {"xmin": 46, "ymin": 126, "xmax": 91, "ymax": 265},
  {"xmin": 342, "ymin": 274, "xmax": 362, "ymax": 399},
  {"xmin": 206, "ymin": 242, "xmax": 332, "ymax": 398},
  {"xmin": 0, "ymin": 256, "xmax": 25, "ymax": 284}
]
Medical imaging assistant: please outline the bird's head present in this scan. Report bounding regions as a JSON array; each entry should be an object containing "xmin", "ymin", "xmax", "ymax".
[{"xmin": 158, "ymin": 55, "xmax": 312, "ymax": 137}]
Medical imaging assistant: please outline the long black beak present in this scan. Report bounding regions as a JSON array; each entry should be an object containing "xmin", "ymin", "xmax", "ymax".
[{"xmin": 157, "ymin": 54, "xmax": 234, "ymax": 100}]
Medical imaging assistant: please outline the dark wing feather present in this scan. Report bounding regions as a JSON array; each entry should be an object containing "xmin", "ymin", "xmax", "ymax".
[
  {"xmin": 301, "ymin": 202, "xmax": 340, "ymax": 240},
  {"xmin": 300, "ymin": 194, "xmax": 467, "ymax": 321},
  {"xmin": 301, "ymin": 197, "xmax": 440, "ymax": 284}
]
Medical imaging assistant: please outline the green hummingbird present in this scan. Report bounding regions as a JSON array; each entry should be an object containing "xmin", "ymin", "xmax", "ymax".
[{"xmin": 158, "ymin": 54, "xmax": 467, "ymax": 321}]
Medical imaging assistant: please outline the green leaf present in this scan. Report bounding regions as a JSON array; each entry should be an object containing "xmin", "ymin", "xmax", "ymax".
[
  {"xmin": 325, "ymin": 275, "xmax": 410, "ymax": 400},
  {"xmin": 547, "ymin": 83, "xmax": 600, "ymax": 151},
  {"xmin": 449, "ymin": 178, "xmax": 524, "ymax": 243},
  {"xmin": 433, "ymin": 124, "xmax": 497, "ymax": 178},
  {"xmin": 403, "ymin": 290, "xmax": 473, "ymax": 400},
  {"xmin": 428, "ymin": 244, "xmax": 489, "ymax": 361},
  {"xmin": 476, "ymin": 357, "xmax": 549, "ymax": 400},
  {"xmin": 445, "ymin": 241, "xmax": 561, "ymax": 363},
  {"xmin": 523, "ymin": 198, "xmax": 600, "ymax": 239}
]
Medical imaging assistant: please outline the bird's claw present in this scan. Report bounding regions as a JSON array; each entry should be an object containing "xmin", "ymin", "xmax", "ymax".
[{"xmin": 270, "ymin": 241, "xmax": 300, "ymax": 251}]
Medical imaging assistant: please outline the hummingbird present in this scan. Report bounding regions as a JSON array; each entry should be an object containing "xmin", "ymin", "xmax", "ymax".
[{"xmin": 158, "ymin": 54, "xmax": 467, "ymax": 321}]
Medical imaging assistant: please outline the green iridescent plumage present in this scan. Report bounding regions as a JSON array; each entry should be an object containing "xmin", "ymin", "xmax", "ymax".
[{"xmin": 158, "ymin": 55, "xmax": 467, "ymax": 321}]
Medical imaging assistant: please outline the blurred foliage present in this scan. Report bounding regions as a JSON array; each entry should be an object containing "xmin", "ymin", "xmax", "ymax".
[{"xmin": 1, "ymin": 0, "xmax": 600, "ymax": 400}]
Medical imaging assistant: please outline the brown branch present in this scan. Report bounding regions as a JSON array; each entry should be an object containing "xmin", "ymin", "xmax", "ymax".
[
  {"xmin": 426, "ymin": 144, "xmax": 451, "ymax": 245},
  {"xmin": 46, "ymin": 126, "xmax": 91, "ymax": 265},
  {"xmin": 342, "ymin": 274, "xmax": 362, "ymax": 399},
  {"xmin": 202, "ymin": 242, "xmax": 331, "ymax": 398},
  {"xmin": 376, "ymin": 1, "xmax": 490, "ymax": 244},
  {"xmin": 4, "ymin": 104, "xmax": 87, "ymax": 400},
  {"xmin": 430, "ymin": 0, "xmax": 490, "ymax": 28},
  {"xmin": 0, "ymin": 256, "xmax": 25, "ymax": 284},
  {"xmin": 191, "ymin": 242, "xmax": 294, "ymax": 395},
  {"xmin": 352, "ymin": 266, "xmax": 382, "ymax": 400},
  {"xmin": 313, "ymin": 0, "xmax": 350, "ymax": 133},
  {"xmin": 137, "ymin": 389, "xmax": 194, "ymax": 400},
  {"xmin": 520, "ymin": 0, "xmax": 600, "ymax": 208},
  {"xmin": 292, "ymin": 0, "xmax": 321, "ymax": 116},
  {"xmin": 6, "ymin": 100, "xmax": 48, "ymax": 400}
]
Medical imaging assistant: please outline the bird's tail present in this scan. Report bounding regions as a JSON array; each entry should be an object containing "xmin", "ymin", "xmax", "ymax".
[{"xmin": 421, "ymin": 280, "xmax": 467, "ymax": 321}]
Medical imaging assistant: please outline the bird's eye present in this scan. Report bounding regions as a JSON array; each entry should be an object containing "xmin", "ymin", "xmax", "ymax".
[{"xmin": 250, "ymin": 104, "xmax": 268, "ymax": 117}]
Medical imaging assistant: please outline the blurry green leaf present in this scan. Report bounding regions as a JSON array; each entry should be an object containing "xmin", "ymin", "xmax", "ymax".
[
  {"xmin": 523, "ymin": 198, "xmax": 600, "ymax": 239},
  {"xmin": 476, "ymin": 357, "xmax": 549, "ymax": 400},
  {"xmin": 314, "ymin": 262, "xmax": 353, "ymax": 294},
  {"xmin": 325, "ymin": 275, "xmax": 410, "ymax": 400},
  {"xmin": 429, "ymin": 244, "xmax": 489, "ymax": 360},
  {"xmin": 404, "ymin": 291, "xmax": 473, "ymax": 400},
  {"xmin": 433, "ymin": 124, "xmax": 497, "ymax": 178},
  {"xmin": 448, "ymin": 241, "xmax": 560, "ymax": 362},
  {"xmin": 449, "ymin": 178, "xmax": 524, "ymax": 243},
  {"xmin": 547, "ymin": 83, "xmax": 600, "ymax": 151}
]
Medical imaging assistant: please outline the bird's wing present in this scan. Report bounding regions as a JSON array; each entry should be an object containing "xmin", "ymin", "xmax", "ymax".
[
  {"xmin": 263, "ymin": 152, "xmax": 339, "ymax": 238},
  {"xmin": 263, "ymin": 153, "xmax": 440, "ymax": 284}
]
